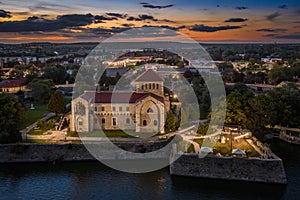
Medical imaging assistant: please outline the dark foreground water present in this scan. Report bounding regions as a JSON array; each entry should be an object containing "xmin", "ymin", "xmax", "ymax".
[{"xmin": 0, "ymin": 140, "xmax": 299, "ymax": 200}]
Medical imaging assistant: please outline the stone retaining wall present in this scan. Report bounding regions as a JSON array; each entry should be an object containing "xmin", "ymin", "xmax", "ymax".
[
  {"xmin": 170, "ymin": 153, "xmax": 287, "ymax": 184},
  {"xmin": 0, "ymin": 140, "xmax": 171, "ymax": 163}
]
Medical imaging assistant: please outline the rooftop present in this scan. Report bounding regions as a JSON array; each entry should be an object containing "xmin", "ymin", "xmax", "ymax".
[
  {"xmin": 0, "ymin": 78, "xmax": 26, "ymax": 89},
  {"xmin": 81, "ymin": 91, "xmax": 164, "ymax": 103},
  {"xmin": 135, "ymin": 69, "xmax": 163, "ymax": 82}
]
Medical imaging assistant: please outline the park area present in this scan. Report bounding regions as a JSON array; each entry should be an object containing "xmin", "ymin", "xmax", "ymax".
[
  {"xmin": 19, "ymin": 104, "xmax": 48, "ymax": 130},
  {"xmin": 178, "ymin": 134, "xmax": 260, "ymax": 158}
]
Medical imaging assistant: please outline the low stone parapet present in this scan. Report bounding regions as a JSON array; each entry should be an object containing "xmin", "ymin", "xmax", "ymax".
[{"xmin": 279, "ymin": 132, "xmax": 300, "ymax": 145}]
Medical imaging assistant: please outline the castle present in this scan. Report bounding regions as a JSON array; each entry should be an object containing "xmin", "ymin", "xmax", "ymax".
[{"xmin": 70, "ymin": 69, "xmax": 170, "ymax": 133}]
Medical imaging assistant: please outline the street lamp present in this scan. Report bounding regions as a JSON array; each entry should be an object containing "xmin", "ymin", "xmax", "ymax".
[{"xmin": 64, "ymin": 131, "xmax": 67, "ymax": 142}]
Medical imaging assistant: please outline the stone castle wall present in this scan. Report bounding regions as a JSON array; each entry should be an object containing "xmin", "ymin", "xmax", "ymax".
[
  {"xmin": 170, "ymin": 153, "xmax": 287, "ymax": 184},
  {"xmin": 0, "ymin": 141, "xmax": 171, "ymax": 163}
]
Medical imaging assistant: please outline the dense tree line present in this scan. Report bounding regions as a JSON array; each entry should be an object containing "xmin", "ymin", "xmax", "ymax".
[
  {"xmin": 223, "ymin": 83, "xmax": 300, "ymax": 134},
  {"xmin": 0, "ymin": 93, "xmax": 25, "ymax": 143}
]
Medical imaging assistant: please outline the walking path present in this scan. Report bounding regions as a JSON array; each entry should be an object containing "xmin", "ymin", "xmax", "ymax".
[{"xmin": 20, "ymin": 113, "xmax": 56, "ymax": 140}]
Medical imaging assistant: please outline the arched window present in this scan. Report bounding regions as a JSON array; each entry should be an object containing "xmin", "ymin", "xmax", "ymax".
[
  {"xmin": 147, "ymin": 108, "xmax": 153, "ymax": 113},
  {"xmin": 154, "ymin": 120, "xmax": 158, "ymax": 126},
  {"xmin": 145, "ymin": 84, "xmax": 148, "ymax": 89},
  {"xmin": 149, "ymin": 84, "xmax": 152, "ymax": 89},
  {"xmin": 156, "ymin": 84, "xmax": 159, "ymax": 89},
  {"xmin": 143, "ymin": 120, "xmax": 147, "ymax": 126},
  {"xmin": 152, "ymin": 83, "xmax": 155, "ymax": 89},
  {"xmin": 126, "ymin": 118, "xmax": 130, "ymax": 124},
  {"xmin": 102, "ymin": 118, "xmax": 105, "ymax": 124},
  {"xmin": 141, "ymin": 85, "xmax": 144, "ymax": 90}
]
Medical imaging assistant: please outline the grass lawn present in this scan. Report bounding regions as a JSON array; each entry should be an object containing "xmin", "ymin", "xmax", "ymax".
[
  {"xmin": 19, "ymin": 104, "xmax": 48, "ymax": 129},
  {"xmin": 64, "ymin": 96, "xmax": 72, "ymax": 104},
  {"xmin": 193, "ymin": 137, "xmax": 260, "ymax": 157},
  {"xmin": 27, "ymin": 129, "xmax": 52, "ymax": 135}
]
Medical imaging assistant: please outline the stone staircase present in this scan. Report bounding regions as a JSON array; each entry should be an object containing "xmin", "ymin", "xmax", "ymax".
[{"xmin": 56, "ymin": 113, "xmax": 71, "ymax": 131}]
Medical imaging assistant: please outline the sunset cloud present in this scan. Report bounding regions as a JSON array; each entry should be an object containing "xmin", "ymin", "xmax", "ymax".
[
  {"xmin": 266, "ymin": 12, "xmax": 281, "ymax": 21},
  {"xmin": 0, "ymin": 9, "xmax": 11, "ymax": 18},
  {"xmin": 190, "ymin": 24, "xmax": 242, "ymax": 32},
  {"xmin": 256, "ymin": 28, "xmax": 288, "ymax": 33},
  {"xmin": 140, "ymin": 3, "xmax": 174, "ymax": 9},
  {"xmin": 224, "ymin": 18, "xmax": 248, "ymax": 23}
]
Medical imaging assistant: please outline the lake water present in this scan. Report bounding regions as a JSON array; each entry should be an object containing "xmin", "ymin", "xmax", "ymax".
[{"xmin": 0, "ymin": 140, "xmax": 299, "ymax": 200}]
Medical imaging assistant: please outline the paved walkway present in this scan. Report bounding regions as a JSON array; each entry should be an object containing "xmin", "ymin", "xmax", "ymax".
[{"xmin": 21, "ymin": 113, "xmax": 56, "ymax": 140}]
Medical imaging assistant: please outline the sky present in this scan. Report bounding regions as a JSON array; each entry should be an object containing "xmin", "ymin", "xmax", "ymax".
[{"xmin": 0, "ymin": 0, "xmax": 300, "ymax": 43}]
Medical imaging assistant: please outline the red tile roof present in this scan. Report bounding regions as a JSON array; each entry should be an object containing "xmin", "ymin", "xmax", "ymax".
[
  {"xmin": 0, "ymin": 78, "xmax": 26, "ymax": 89},
  {"xmin": 81, "ymin": 91, "xmax": 164, "ymax": 103},
  {"xmin": 135, "ymin": 69, "xmax": 163, "ymax": 82}
]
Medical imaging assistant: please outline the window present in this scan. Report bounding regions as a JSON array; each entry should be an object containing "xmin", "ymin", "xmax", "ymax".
[
  {"xmin": 102, "ymin": 118, "xmax": 105, "ymax": 124},
  {"xmin": 126, "ymin": 106, "xmax": 129, "ymax": 112},
  {"xmin": 112, "ymin": 106, "xmax": 116, "ymax": 112},
  {"xmin": 101, "ymin": 106, "xmax": 105, "ymax": 111},
  {"xmin": 154, "ymin": 120, "xmax": 158, "ymax": 126},
  {"xmin": 119, "ymin": 106, "xmax": 122, "ymax": 112},
  {"xmin": 126, "ymin": 118, "xmax": 130, "ymax": 124},
  {"xmin": 149, "ymin": 84, "xmax": 152, "ymax": 89},
  {"xmin": 78, "ymin": 120, "xmax": 83, "ymax": 126},
  {"xmin": 141, "ymin": 85, "xmax": 144, "ymax": 90},
  {"xmin": 95, "ymin": 107, "xmax": 97, "ymax": 112},
  {"xmin": 143, "ymin": 120, "xmax": 147, "ymax": 126},
  {"xmin": 152, "ymin": 83, "xmax": 155, "ymax": 89},
  {"xmin": 145, "ymin": 84, "xmax": 148, "ymax": 89},
  {"xmin": 147, "ymin": 108, "xmax": 153, "ymax": 113},
  {"xmin": 112, "ymin": 118, "xmax": 117, "ymax": 126},
  {"xmin": 156, "ymin": 84, "xmax": 159, "ymax": 89}
]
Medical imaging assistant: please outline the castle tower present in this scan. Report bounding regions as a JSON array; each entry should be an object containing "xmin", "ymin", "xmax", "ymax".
[{"xmin": 135, "ymin": 69, "xmax": 164, "ymax": 97}]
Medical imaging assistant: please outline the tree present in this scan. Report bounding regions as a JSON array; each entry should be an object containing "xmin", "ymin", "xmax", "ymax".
[
  {"xmin": 265, "ymin": 84, "xmax": 300, "ymax": 127},
  {"xmin": 246, "ymin": 94, "xmax": 271, "ymax": 134},
  {"xmin": 183, "ymin": 69, "xmax": 194, "ymax": 83},
  {"xmin": 0, "ymin": 93, "xmax": 25, "ymax": 143},
  {"xmin": 225, "ymin": 91, "xmax": 253, "ymax": 128},
  {"xmin": 47, "ymin": 90, "xmax": 66, "ymax": 114},
  {"xmin": 268, "ymin": 67, "xmax": 293, "ymax": 85},
  {"xmin": 197, "ymin": 123, "xmax": 209, "ymax": 135},
  {"xmin": 165, "ymin": 110, "xmax": 177, "ymax": 133},
  {"xmin": 28, "ymin": 79, "xmax": 54, "ymax": 103},
  {"xmin": 43, "ymin": 64, "xmax": 67, "ymax": 84}
]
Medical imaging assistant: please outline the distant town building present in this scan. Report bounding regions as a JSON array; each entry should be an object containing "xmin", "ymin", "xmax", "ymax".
[
  {"xmin": 0, "ymin": 78, "xmax": 26, "ymax": 93},
  {"xmin": 261, "ymin": 57, "xmax": 282, "ymax": 64}
]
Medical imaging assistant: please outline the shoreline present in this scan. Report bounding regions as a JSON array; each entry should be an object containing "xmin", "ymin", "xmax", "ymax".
[{"xmin": 0, "ymin": 141, "xmax": 287, "ymax": 185}]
